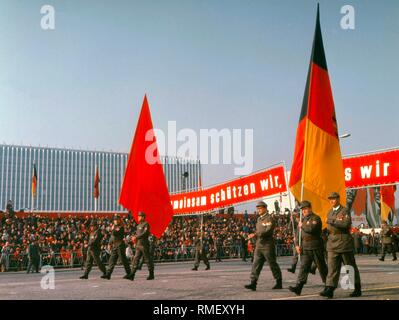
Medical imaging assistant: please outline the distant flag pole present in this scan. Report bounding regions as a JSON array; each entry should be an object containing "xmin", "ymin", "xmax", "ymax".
[
  {"xmin": 198, "ymin": 159, "xmax": 204, "ymax": 244},
  {"xmin": 282, "ymin": 161, "xmax": 298, "ymax": 252},
  {"xmin": 289, "ymin": 4, "xmax": 347, "ymax": 251},
  {"xmin": 94, "ymin": 166, "xmax": 100, "ymax": 211},
  {"xmin": 31, "ymin": 164, "xmax": 38, "ymax": 212}
]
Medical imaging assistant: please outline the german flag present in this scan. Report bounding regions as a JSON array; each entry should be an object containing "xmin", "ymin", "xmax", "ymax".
[
  {"xmin": 289, "ymin": 5, "xmax": 346, "ymax": 227},
  {"xmin": 381, "ymin": 185, "xmax": 396, "ymax": 223},
  {"xmin": 31, "ymin": 164, "xmax": 38, "ymax": 198},
  {"xmin": 94, "ymin": 166, "xmax": 100, "ymax": 199}
]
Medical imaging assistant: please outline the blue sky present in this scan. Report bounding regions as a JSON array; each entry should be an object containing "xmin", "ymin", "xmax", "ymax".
[{"xmin": 1, "ymin": 0, "xmax": 398, "ymax": 191}]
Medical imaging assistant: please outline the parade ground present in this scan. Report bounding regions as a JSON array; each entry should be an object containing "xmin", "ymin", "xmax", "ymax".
[{"xmin": 0, "ymin": 255, "xmax": 398, "ymax": 300}]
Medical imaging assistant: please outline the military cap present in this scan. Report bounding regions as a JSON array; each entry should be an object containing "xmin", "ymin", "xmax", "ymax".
[
  {"xmin": 299, "ymin": 200, "xmax": 312, "ymax": 209},
  {"xmin": 138, "ymin": 211, "xmax": 146, "ymax": 217},
  {"xmin": 328, "ymin": 192, "xmax": 340, "ymax": 199},
  {"xmin": 256, "ymin": 201, "xmax": 267, "ymax": 208}
]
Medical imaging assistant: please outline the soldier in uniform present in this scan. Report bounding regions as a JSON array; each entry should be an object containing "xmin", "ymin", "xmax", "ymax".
[
  {"xmin": 127, "ymin": 212, "xmax": 154, "ymax": 280},
  {"xmin": 244, "ymin": 201, "xmax": 282, "ymax": 291},
  {"xmin": 289, "ymin": 201, "xmax": 328, "ymax": 295},
  {"xmin": 192, "ymin": 231, "xmax": 210, "ymax": 271},
  {"xmin": 240, "ymin": 232, "xmax": 248, "ymax": 262},
  {"xmin": 80, "ymin": 220, "xmax": 107, "ymax": 279},
  {"xmin": 27, "ymin": 238, "xmax": 40, "ymax": 274},
  {"xmin": 287, "ymin": 214, "xmax": 316, "ymax": 275},
  {"xmin": 102, "ymin": 216, "xmax": 131, "ymax": 280},
  {"xmin": 379, "ymin": 220, "xmax": 397, "ymax": 261},
  {"xmin": 320, "ymin": 192, "xmax": 362, "ymax": 298},
  {"xmin": 215, "ymin": 235, "xmax": 223, "ymax": 262}
]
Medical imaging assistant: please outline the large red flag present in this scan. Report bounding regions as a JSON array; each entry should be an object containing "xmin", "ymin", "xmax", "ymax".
[
  {"xmin": 119, "ymin": 95, "xmax": 173, "ymax": 238},
  {"xmin": 289, "ymin": 5, "xmax": 346, "ymax": 227}
]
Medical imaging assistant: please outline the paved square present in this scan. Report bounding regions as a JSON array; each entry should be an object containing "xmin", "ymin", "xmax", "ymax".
[{"xmin": 0, "ymin": 256, "xmax": 398, "ymax": 300}]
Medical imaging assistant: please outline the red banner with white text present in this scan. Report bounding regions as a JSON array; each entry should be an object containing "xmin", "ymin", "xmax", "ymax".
[
  {"xmin": 170, "ymin": 148, "xmax": 399, "ymax": 215},
  {"xmin": 170, "ymin": 165, "xmax": 287, "ymax": 215},
  {"xmin": 343, "ymin": 148, "xmax": 399, "ymax": 188}
]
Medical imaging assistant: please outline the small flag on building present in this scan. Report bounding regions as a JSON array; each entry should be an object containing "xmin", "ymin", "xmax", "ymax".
[
  {"xmin": 32, "ymin": 164, "xmax": 38, "ymax": 198},
  {"xmin": 94, "ymin": 166, "xmax": 100, "ymax": 199}
]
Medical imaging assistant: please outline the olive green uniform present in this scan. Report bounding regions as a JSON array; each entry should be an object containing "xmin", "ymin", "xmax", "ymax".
[
  {"xmin": 380, "ymin": 225, "xmax": 397, "ymax": 260},
  {"xmin": 107, "ymin": 226, "xmax": 131, "ymax": 276},
  {"xmin": 325, "ymin": 206, "xmax": 361, "ymax": 288},
  {"xmin": 297, "ymin": 212, "xmax": 327, "ymax": 284},
  {"xmin": 83, "ymin": 229, "xmax": 106, "ymax": 276},
  {"xmin": 193, "ymin": 236, "xmax": 210, "ymax": 269},
  {"xmin": 250, "ymin": 214, "xmax": 282, "ymax": 284},
  {"xmin": 130, "ymin": 221, "xmax": 154, "ymax": 275}
]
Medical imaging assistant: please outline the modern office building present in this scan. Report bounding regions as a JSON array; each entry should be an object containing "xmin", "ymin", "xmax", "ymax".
[{"xmin": 0, "ymin": 144, "xmax": 200, "ymax": 212}]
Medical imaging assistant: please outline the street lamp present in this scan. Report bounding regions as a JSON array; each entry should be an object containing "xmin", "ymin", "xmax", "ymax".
[
  {"xmin": 182, "ymin": 171, "xmax": 189, "ymax": 191},
  {"xmin": 339, "ymin": 133, "xmax": 351, "ymax": 139}
]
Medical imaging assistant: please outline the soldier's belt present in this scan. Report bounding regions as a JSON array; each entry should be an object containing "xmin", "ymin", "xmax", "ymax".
[
  {"xmin": 303, "ymin": 235, "xmax": 320, "ymax": 241},
  {"xmin": 329, "ymin": 230, "xmax": 349, "ymax": 235}
]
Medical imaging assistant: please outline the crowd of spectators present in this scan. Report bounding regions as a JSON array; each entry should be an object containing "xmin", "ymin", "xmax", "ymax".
[
  {"xmin": 0, "ymin": 205, "xmax": 390, "ymax": 272},
  {"xmin": 0, "ymin": 206, "xmax": 297, "ymax": 271}
]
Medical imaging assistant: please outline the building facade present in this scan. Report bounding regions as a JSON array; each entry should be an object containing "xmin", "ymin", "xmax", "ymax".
[{"xmin": 0, "ymin": 144, "xmax": 200, "ymax": 212}]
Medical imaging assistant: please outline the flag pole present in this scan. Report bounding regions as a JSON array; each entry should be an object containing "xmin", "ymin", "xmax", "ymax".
[
  {"xmin": 198, "ymin": 159, "xmax": 204, "ymax": 246},
  {"xmin": 282, "ymin": 161, "xmax": 297, "ymax": 252},
  {"xmin": 200, "ymin": 212, "xmax": 204, "ymax": 248}
]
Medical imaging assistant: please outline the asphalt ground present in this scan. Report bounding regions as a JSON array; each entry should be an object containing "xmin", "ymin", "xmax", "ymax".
[{"xmin": 0, "ymin": 255, "xmax": 398, "ymax": 300}]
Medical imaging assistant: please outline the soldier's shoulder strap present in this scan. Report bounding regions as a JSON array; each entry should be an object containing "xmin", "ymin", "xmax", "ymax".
[{"xmin": 339, "ymin": 206, "xmax": 350, "ymax": 215}]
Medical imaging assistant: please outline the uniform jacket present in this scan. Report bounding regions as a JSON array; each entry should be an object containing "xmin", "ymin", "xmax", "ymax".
[
  {"xmin": 135, "ymin": 221, "xmax": 150, "ymax": 247},
  {"xmin": 381, "ymin": 225, "xmax": 394, "ymax": 244},
  {"xmin": 28, "ymin": 243, "xmax": 40, "ymax": 259},
  {"xmin": 326, "ymin": 206, "xmax": 354, "ymax": 253},
  {"xmin": 88, "ymin": 229, "xmax": 103, "ymax": 251},
  {"xmin": 298, "ymin": 212, "xmax": 323, "ymax": 251},
  {"xmin": 255, "ymin": 214, "xmax": 275, "ymax": 248},
  {"xmin": 110, "ymin": 226, "xmax": 125, "ymax": 247}
]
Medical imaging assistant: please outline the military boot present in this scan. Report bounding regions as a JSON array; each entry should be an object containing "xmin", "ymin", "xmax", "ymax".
[
  {"xmin": 272, "ymin": 279, "xmax": 282, "ymax": 289},
  {"xmin": 244, "ymin": 281, "xmax": 257, "ymax": 291},
  {"xmin": 310, "ymin": 265, "xmax": 317, "ymax": 275},
  {"xmin": 287, "ymin": 267, "xmax": 296, "ymax": 274},
  {"xmin": 349, "ymin": 284, "xmax": 362, "ymax": 297},
  {"xmin": 205, "ymin": 265, "xmax": 210, "ymax": 270},
  {"xmin": 320, "ymin": 286, "xmax": 334, "ymax": 298},
  {"xmin": 123, "ymin": 273, "xmax": 133, "ymax": 280},
  {"xmin": 379, "ymin": 257, "xmax": 385, "ymax": 261},
  {"xmin": 191, "ymin": 267, "xmax": 198, "ymax": 271},
  {"xmin": 101, "ymin": 273, "xmax": 111, "ymax": 280},
  {"xmin": 79, "ymin": 274, "xmax": 88, "ymax": 280},
  {"xmin": 288, "ymin": 282, "xmax": 305, "ymax": 296},
  {"xmin": 147, "ymin": 271, "xmax": 154, "ymax": 280}
]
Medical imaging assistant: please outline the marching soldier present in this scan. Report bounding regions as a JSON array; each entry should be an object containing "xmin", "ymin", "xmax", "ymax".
[
  {"xmin": 240, "ymin": 232, "xmax": 248, "ymax": 262},
  {"xmin": 289, "ymin": 201, "xmax": 327, "ymax": 295},
  {"xmin": 127, "ymin": 212, "xmax": 154, "ymax": 280},
  {"xmin": 192, "ymin": 231, "xmax": 210, "ymax": 271},
  {"xmin": 287, "ymin": 214, "xmax": 317, "ymax": 275},
  {"xmin": 244, "ymin": 201, "xmax": 282, "ymax": 291},
  {"xmin": 379, "ymin": 220, "xmax": 397, "ymax": 261},
  {"xmin": 320, "ymin": 192, "xmax": 362, "ymax": 298},
  {"xmin": 138, "ymin": 235, "xmax": 156, "ymax": 270},
  {"xmin": 27, "ymin": 238, "xmax": 40, "ymax": 274},
  {"xmin": 214, "ymin": 235, "xmax": 223, "ymax": 262},
  {"xmin": 102, "ymin": 216, "xmax": 131, "ymax": 280},
  {"xmin": 80, "ymin": 220, "xmax": 107, "ymax": 279}
]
